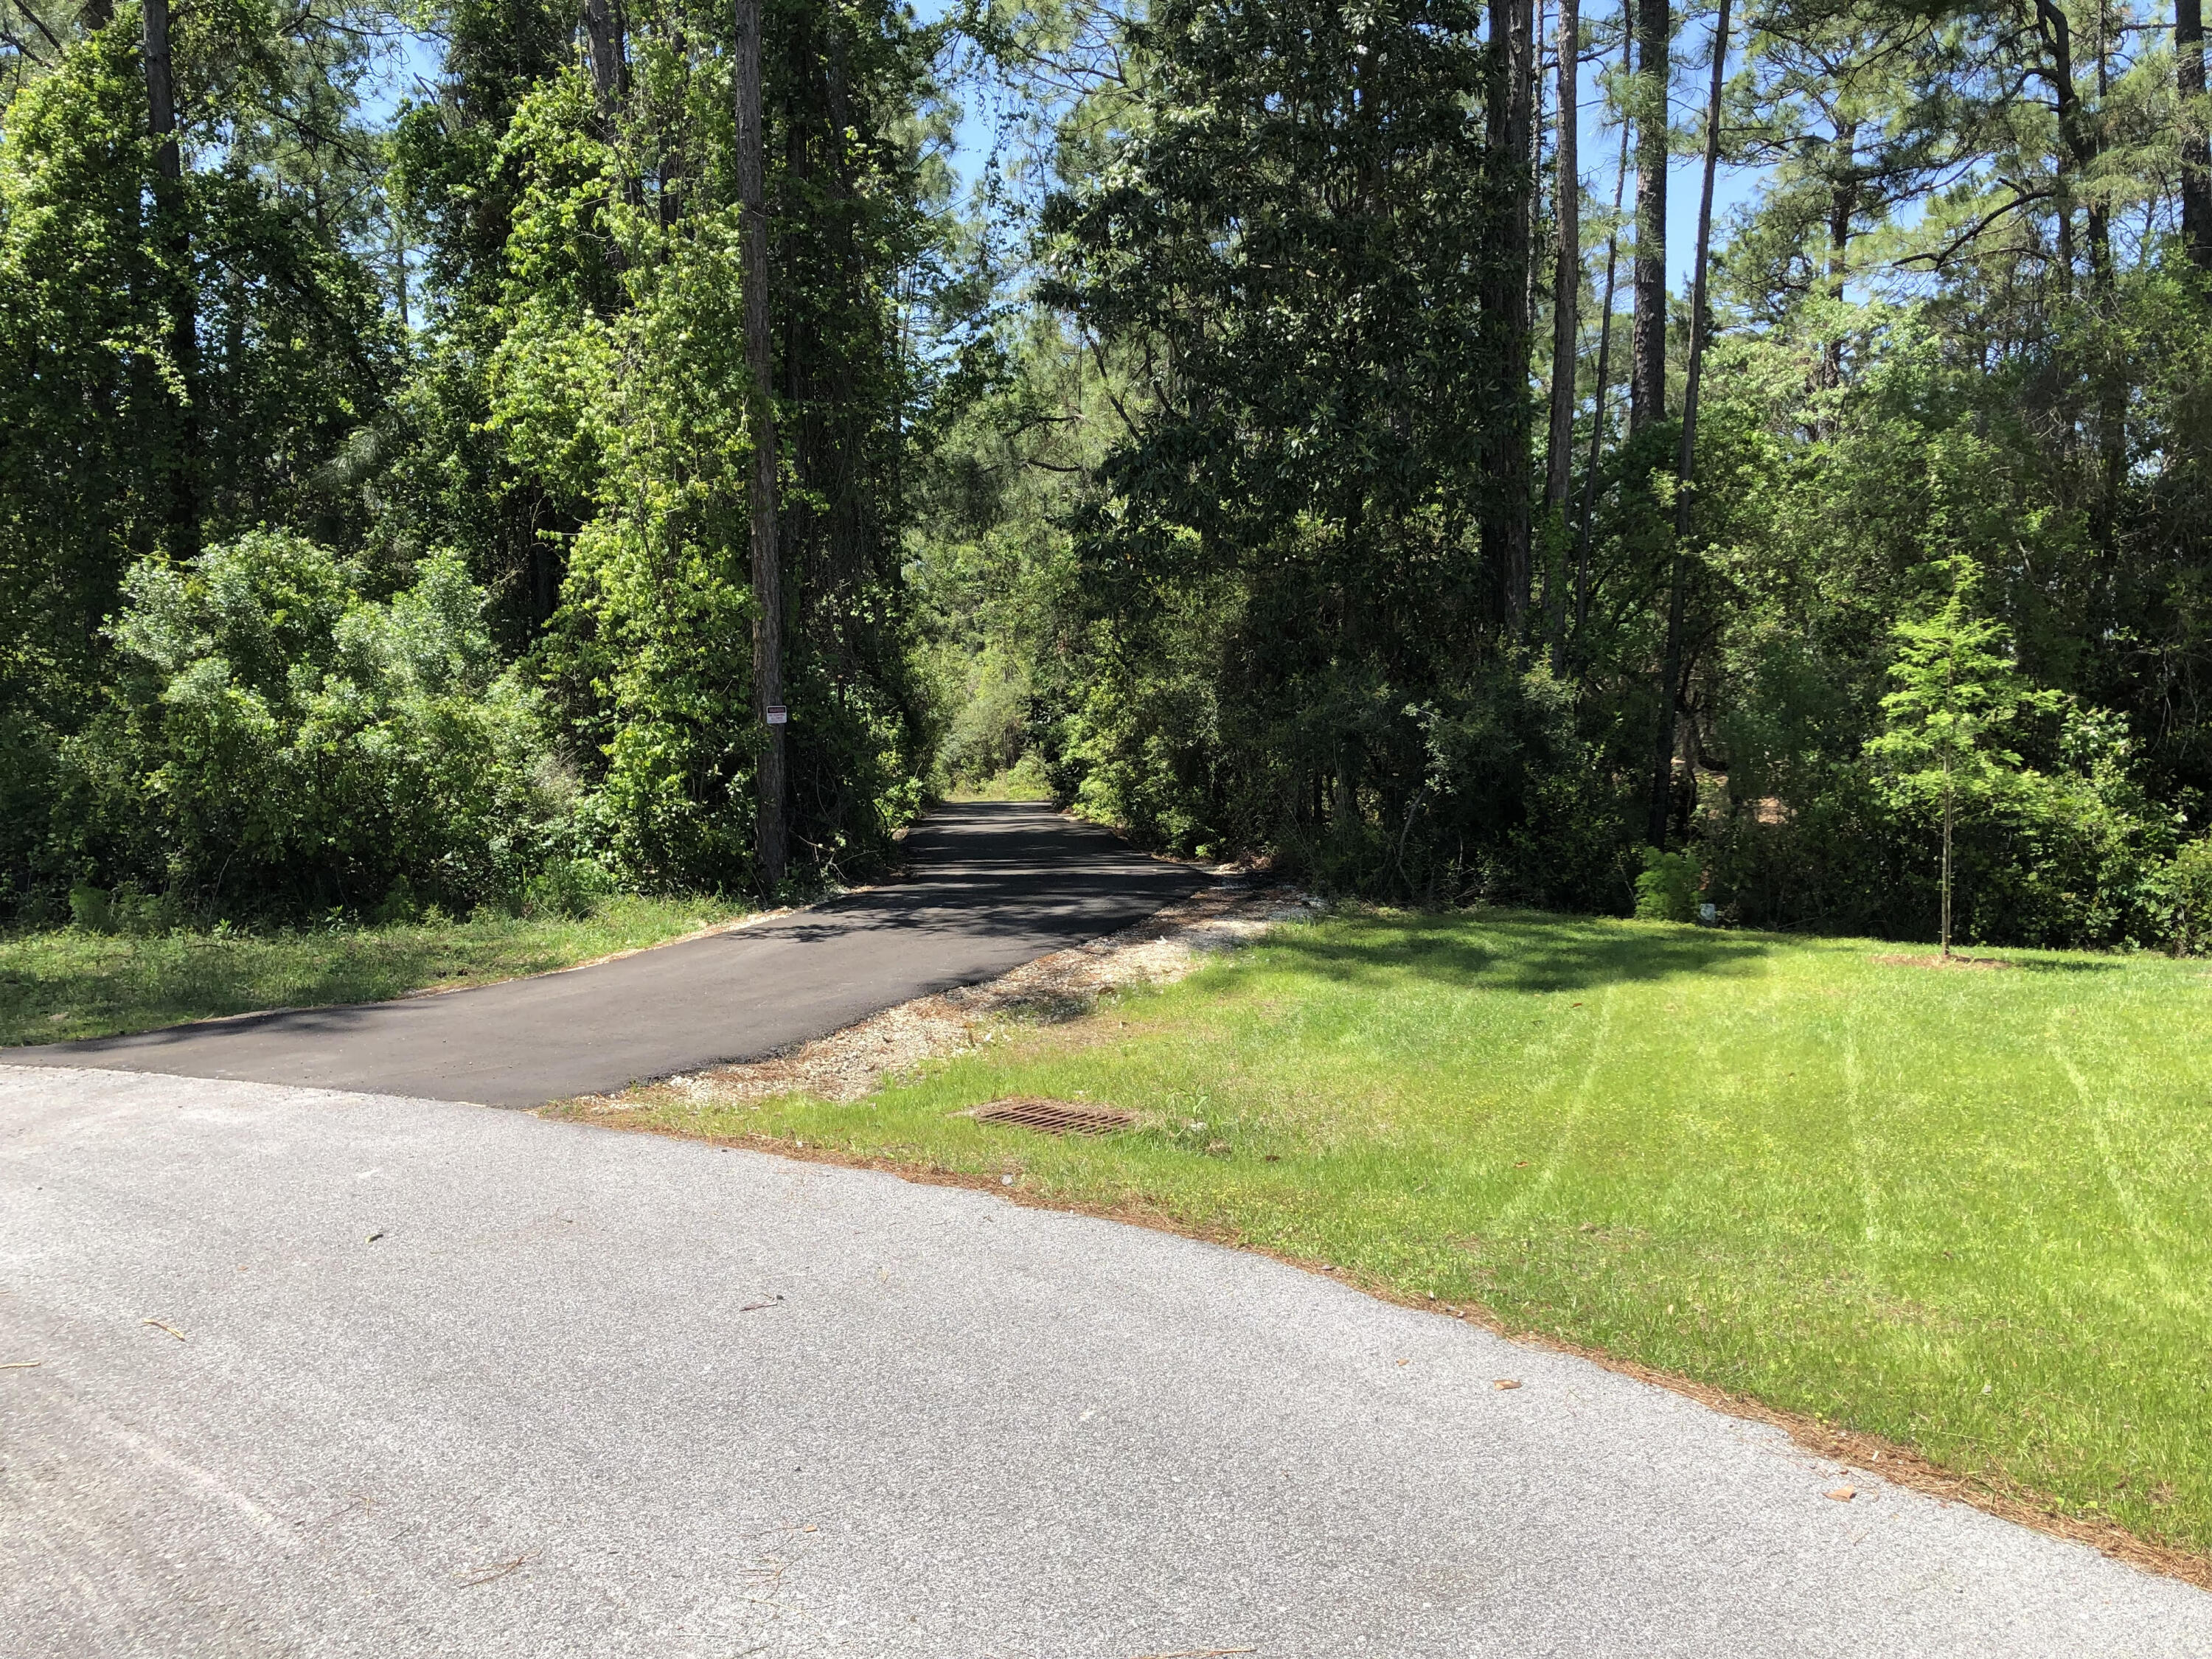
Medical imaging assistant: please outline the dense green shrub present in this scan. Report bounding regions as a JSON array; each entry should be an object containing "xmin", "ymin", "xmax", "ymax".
[
  {"xmin": 66, "ymin": 881, "xmax": 114, "ymax": 933},
  {"xmin": 522, "ymin": 855, "xmax": 616, "ymax": 919},
  {"xmin": 1704, "ymin": 737, "xmax": 2173, "ymax": 950},
  {"xmin": 2152, "ymin": 840, "xmax": 2212, "ymax": 956},
  {"xmin": 63, "ymin": 533, "xmax": 573, "ymax": 919},
  {"xmin": 1634, "ymin": 848, "xmax": 1703, "ymax": 923}
]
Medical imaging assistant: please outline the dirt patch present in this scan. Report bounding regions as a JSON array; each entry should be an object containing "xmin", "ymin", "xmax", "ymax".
[
  {"xmin": 573, "ymin": 881, "xmax": 1318, "ymax": 1110},
  {"xmin": 1871, "ymin": 953, "xmax": 2011, "ymax": 970}
]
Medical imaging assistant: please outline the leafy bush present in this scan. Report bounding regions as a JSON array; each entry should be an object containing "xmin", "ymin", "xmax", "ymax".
[
  {"xmin": 1704, "ymin": 765, "xmax": 2172, "ymax": 950},
  {"xmin": 998, "ymin": 749, "xmax": 1054, "ymax": 800},
  {"xmin": 2152, "ymin": 840, "xmax": 2212, "ymax": 956},
  {"xmin": 1634, "ymin": 847, "xmax": 1702, "ymax": 923},
  {"xmin": 72, "ymin": 534, "xmax": 573, "ymax": 919},
  {"xmin": 523, "ymin": 858, "xmax": 616, "ymax": 920},
  {"xmin": 66, "ymin": 881, "xmax": 114, "ymax": 933},
  {"xmin": 63, "ymin": 881, "xmax": 173, "ymax": 936},
  {"xmin": 1705, "ymin": 692, "xmax": 2174, "ymax": 950}
]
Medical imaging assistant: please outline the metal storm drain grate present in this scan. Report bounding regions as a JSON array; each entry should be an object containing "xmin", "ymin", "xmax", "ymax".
[{"xmin": 967, "ymin": 1096, "xmax": 1135, "ymax": 1136}]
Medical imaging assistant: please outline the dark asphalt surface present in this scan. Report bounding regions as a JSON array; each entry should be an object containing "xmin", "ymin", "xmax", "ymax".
[{"xmin": 2, "ymin": 803, "xmax": 1202, "ymax": 1107}]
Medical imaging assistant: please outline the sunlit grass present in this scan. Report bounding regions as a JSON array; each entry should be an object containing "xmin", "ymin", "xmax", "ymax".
[
  {"xmin": 627, "ymin": 908, "xmax": 2212, "ymax": 1556},
  {"xmin": 0, "ymin": 895, "xmax": 750, "ymax": 1046}
]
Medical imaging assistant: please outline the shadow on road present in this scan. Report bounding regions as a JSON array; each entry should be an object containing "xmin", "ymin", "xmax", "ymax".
[{"xmin": 4, "ymin": 802, "xmax": 1203, "ymax": 1105}]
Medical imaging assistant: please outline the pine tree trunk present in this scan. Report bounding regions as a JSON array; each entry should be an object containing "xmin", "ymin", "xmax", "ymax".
[
  {"xmin": 1821, "ymin": 119, "xmax": 1855, "ymax": 399},
  {"xmin": 1544, "ymin": 0, "xmax": 1582, "ymax": 518},
  {"xmin": 1674, "ymin": 0, "xmax": 1728, "ymax": 528},
  {"xmin": 392, "ymin": 217, "xmax": 410, "ymax": 332},
  {"xmin": 143, "ymin": 0, "xmax": 197, "ymax": 557},
  {"xmin": 2183, "ymin": 0, "xmax": 2212, "ymax": 268},
  {"xmin": 1482, "ymin": 0, "xmax": 1538, "ymax": 629},
  {"xmin": 1627, "ymin": 0, "xmax": 1669, "ymax": 432},
  {"xmin": 1941, "ymin": 757, "xmax": 1954, "ymax": 959},
  {"xmin": 582, "ymin": 0, "xmax": 624, "ymax": 122},
  {"xmin": 1540, "ymin": 0, "xmax": 1582, "ymax": 659},
  {"xmin": 1571, "ymin": 7, "xmax": 1635, "ymax": 647},
  {"xmin": 734, "ymin": 0, "xmax": 787, "ymax": 888},
  {"xmin": 1507, "ymin": 0, "xmax": 1537, "ymax": 625},
  {"xmin": 585, "ymin": 0, "xmax": 644, "ymax": 213},
  {"xmin": 1646, "ymin": 0, "xmax": 1728, "ymax": 848}
]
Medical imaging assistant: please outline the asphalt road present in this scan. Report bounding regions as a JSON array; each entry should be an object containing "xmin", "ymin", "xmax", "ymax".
[
  {"xmin": 4, "ymin": 1065, "xmax": 2208, "ymax": 1658},
  {"xmin": 3, "ymin": 803, "xmax": 1201, "ymax": 1107}
]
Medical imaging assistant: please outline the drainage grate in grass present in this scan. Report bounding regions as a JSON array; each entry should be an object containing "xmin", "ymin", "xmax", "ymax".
[{"xmin": 966, "ymin": 1096, "xmax": 1135, "ymax": 1136}]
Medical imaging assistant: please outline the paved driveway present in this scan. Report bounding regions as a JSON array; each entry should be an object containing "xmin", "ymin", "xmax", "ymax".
[
  {"xmin": 4, "ymin": 1065, "xmax": 2205, "ymax": 1658},
  {"xmin": 3, "ymin": 803, "xmax": 1200, "ymax": 1107}
]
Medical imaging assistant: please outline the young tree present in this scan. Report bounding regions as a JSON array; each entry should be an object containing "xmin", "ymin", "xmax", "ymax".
[
  {"xmin": 142, "ymin": 0, "xmax": 196, "ymax": 553},
  {"xmin": 1865, "ymin": 563, "xmax": 2060, "ymax": 958}
]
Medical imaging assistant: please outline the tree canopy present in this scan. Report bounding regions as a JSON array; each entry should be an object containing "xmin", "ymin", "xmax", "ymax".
[{"xmin": 5, "ymin": 0, "xmax": 2212, "ymax": 952}]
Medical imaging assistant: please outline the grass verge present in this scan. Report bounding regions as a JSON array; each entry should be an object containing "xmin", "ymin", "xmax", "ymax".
[
  {"xmin": 573, "ymin": 906, "xmax": 2212, "ymax": 1571},
  {"xmin": 0, "ymin": 894, "xmax": 750, "ymax": 1047}
]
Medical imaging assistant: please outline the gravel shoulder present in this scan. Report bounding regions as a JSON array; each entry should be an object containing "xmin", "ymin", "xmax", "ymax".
[{"xmin": 568, "ymin": 877, "xmax": 1313, "ymax": 1109}]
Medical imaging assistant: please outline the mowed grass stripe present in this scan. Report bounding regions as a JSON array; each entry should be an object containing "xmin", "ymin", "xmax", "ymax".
[{"xmin": 611, "ymin": 908, "xmax": 2212, "ymax": 1556}]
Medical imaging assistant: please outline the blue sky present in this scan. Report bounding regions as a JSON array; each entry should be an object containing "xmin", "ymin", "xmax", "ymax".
[
  {"xmin": 914, "ymin": 0, "xmax": 1769, "ymax": 292},
  {"xmin": 367, "ymin": 4, "xmax": 1770, "ymax": 297},
  {"xmin": 1571, "ymin": 11, "xmax": 1770, "ymax": 292}
]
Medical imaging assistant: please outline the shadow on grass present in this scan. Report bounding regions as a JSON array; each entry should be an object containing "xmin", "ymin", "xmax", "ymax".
[
  {"xmin": 0, "ymin": 930, "xmax": 538, "ymax": 1047},
  {"xmin": 1248, "ymin": 908, "xmax": 1781, "ymax": 996}
]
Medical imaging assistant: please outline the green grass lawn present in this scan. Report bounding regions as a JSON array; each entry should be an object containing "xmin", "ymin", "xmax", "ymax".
[
  {"xmin": 605, "ymin": 908, "xmax": 2212, "ymax": 1559},
  {"xmin": 0, "ymin": 895, "xmax": 749, "ymax": 1048}
]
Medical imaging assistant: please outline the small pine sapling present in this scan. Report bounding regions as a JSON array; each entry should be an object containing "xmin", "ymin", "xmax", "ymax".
[{"xmin": 1865, "ymin": 560, "xmax": 2059, "ymax": 958}]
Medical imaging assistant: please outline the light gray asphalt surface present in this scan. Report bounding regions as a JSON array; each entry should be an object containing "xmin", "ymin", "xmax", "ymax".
[
  {"xmin": 5, "ymin": 1067, "xmax": 2208, "ymax": 1657},
  {"xmin": 3, "ymin": 803, "xmax": 1201, "ymax": 1107}
]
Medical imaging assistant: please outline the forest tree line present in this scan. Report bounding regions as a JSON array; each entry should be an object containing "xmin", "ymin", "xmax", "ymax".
[
  {"xmin": 1, "ymin": 0, "xmax": 939, "ymax": 923},
  {"xmin": 4, "ymin": 0, "xmax": 2212, "ymax": 948},
  {"xmin": 931, "ymin": 0, "xmax": 2212, "ymax": 947}
]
